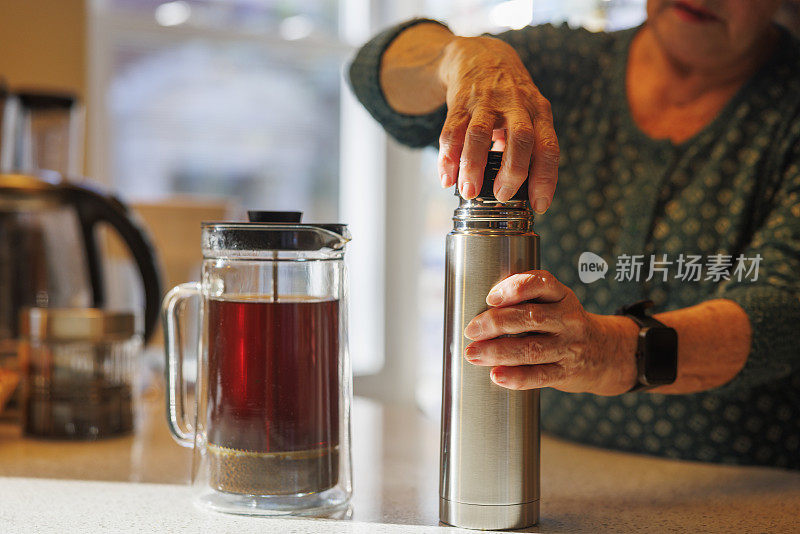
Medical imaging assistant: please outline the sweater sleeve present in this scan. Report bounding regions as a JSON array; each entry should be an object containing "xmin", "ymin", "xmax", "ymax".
[
  {"xmin": 491, "ymin": 23, "xmax": 613, "ymax": 115},
  {"xmin": 713, "ymin": 136, "xmax": 800, "ymax": 391},
  {"xmin": 346, "ymin": 20, "xmax": 611, "ymax": 149}
]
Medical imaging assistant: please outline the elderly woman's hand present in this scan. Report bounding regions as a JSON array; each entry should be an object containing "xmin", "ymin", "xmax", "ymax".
[
  {"xmin": 437, "ymin": 36, "xmax": 559, "ymax": 212},
  {"xmin": 463, "ymin": 270, "xmax": 639, "ymax": 396}
]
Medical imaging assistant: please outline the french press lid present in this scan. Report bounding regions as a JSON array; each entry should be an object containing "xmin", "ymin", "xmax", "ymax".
[{"xmin": 202, "ymin": 211, "xmax": 350, "ymax": 252}]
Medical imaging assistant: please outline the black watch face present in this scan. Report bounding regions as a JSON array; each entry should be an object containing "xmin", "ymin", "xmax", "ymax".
[{"xmin": 643, "ymin": 328, "xmax": 678, "ymax": 384}]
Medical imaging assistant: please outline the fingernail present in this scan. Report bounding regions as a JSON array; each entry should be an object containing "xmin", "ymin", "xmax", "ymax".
[
  {"xmin": 491, "ymin": 369, "xmax": 506, "ymax": 384},
  {"xmin": 464, "ymin": 320, "xmax": 482, "ymax": 339},
  {"xmin": 486, "ymin": 289, "xmax": 503, "ymax": 306},
  {"xmin": 441, "ymin": 173, "xmax": 450, "ymax": 188},
  {"xmin": 464, "ymin": 346, "xmax": 481, "ymax": 361},
  {"xmin": 533, "ymin": 197, "xmax": 549, "ymax": 214},
  {"xmin": 461, "ymin": 182, "xmax": 476, "ymax": 199},
  {"xmin": 495, "ymin": 186, "xmax": 513, "ymax": 203}
]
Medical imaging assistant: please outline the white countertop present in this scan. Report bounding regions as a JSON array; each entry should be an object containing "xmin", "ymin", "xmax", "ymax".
[
  {"xmin": 1, "ymin": 383, "xmax": 798, "ymax": 533},
  {"xmin": 0, "ymin": 477, "xmax": 465, "ymax": 534}
]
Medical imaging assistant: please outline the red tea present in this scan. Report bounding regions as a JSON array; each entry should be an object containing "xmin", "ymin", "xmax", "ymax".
[{"xmin": 206, "ymin": 296, "xmax": 340, "ymax": 495}]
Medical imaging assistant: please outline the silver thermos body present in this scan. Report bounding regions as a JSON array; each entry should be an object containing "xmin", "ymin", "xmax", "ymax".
[{"xmin": 439, "ymin": 152, "xmax": 540, "ymax": 530}]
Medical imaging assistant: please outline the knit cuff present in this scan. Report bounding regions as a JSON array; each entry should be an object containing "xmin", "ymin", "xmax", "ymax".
[{"xmin": 714, "ymin": 285, "xmax": 800, "ymax": 391}]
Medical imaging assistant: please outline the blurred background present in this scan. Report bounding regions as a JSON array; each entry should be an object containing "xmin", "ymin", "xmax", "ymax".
[{"xmin": 1, "ymin": 0, "xmax": 797, "ymax": 419}]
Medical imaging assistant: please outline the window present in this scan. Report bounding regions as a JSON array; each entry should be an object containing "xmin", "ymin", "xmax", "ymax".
[{"xmin": 90, "ymin": 0, "xmax": 345, "ymax": 219}]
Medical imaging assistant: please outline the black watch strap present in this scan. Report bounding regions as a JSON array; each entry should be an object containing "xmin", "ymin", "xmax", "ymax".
[
  {"xmin": 616, "ymin": 300, "xmax": 661, "ymax": 329},
  {"xmin": 615, "ymin": 300, "xmax": 678, "ymax": 393}
]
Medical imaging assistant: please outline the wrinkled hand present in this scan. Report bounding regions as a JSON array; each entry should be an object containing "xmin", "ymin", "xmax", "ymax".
[
  {"xmin": 437, "ymin": 36, "xmax": 559, "ymax": 212},
  {"xmin": 463, "ymin": 270, "xmax": 638, "ymax": 396}
]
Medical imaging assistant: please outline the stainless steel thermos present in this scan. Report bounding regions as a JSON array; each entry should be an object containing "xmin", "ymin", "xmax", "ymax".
[{"xmin": 440, "ymin": 151, "xmax": 540, "ymax": 530}]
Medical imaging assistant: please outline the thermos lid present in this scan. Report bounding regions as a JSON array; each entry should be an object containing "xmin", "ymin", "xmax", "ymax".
[{"xmin": 454, "ymin": 151, "xmax": 529, "ymax": 202}]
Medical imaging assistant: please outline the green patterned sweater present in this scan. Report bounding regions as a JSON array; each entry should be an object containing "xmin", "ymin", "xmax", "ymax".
[{"xmin": 348, "ymin": 20, "xmax": 800, "ymax": 469}]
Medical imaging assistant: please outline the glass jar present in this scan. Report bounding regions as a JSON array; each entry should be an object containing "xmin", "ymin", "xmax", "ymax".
[{"xmin": 18, "ymin": 308, "xmax": 141, "ymax": 439}]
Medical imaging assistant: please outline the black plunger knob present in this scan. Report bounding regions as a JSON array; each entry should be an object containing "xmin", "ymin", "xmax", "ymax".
[{"xmin": 247, "ymin": 211, "xmax": 303, "ymax": 223}]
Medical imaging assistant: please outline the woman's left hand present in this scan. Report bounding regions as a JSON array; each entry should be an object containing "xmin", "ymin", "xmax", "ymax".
[{"xmin": 464, "ymin": 270, "xmax": 639, "ymax": 396}]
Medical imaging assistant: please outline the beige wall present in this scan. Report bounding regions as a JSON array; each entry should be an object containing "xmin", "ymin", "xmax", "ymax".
[
  {"xmin": 0, "ymin": 0, "xmax": 87, "ymax": 173},
  {"xmin": 0, "ymin": 0, "xmax": 86, "ymax": 94}
]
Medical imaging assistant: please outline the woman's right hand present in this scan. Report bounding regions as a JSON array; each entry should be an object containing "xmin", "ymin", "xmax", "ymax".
[{"xmin": 437, "ymin": 36, "xmax": 559, "ymax": 213}]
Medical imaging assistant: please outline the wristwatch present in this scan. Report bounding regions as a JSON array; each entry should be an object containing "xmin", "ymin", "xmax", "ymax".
[{"xmin": 615, "ymin": 300, "xmax": 678, "ymax": 392}]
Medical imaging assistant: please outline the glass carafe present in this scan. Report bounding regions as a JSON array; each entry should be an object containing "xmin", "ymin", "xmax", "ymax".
[{"xmin": 162, "ymin": 212, "xmax": 352, "ymax": 516}]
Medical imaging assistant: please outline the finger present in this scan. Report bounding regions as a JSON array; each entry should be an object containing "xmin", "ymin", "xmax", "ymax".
[
  {"xmin": 491, "ymin": 129, "xmax": 506, "ymax": 151},
  {"xmin": 528, "ymin": 98, "xmax": 559, "ymax": 214},
  {"xmin": 464, "ymin": 334, "xmax": 561, "ymax": 367},
  {"xmin": 493, "ymin": 110, "xmax": 534, "ymax": 202},
  {"xmin": 458, "ymin": 108, "xmax": 497, "ymax": 199},
  {"xmin": 486, "ymin": 270, "xmax": 567, "ymax": 307},
  {"xmin": 438, "ymin": 106, "xmax": 470, "ymax": 188},
  {"xmin": 464, "ymin": 302, "xmax": 563, "ymax": 341},
  {"xmin": 490, "ymin": 363, "xmax": 567, "ymax": 390}
]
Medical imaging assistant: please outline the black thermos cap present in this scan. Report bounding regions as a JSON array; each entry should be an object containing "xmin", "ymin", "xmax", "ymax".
[{"xmin": 455, "ymin": 151, "xmax": 529, "ymax": 201}]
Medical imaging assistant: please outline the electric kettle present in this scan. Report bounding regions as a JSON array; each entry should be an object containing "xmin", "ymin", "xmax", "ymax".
[{"xmin": 0, "ymin": 172, "xmax": 162, "ymax": 363}]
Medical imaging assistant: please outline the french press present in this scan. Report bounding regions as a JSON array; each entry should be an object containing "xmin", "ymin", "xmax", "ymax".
[{"xmin": 163, "ymin": 212, "xmax": 353, "ymax": 516}]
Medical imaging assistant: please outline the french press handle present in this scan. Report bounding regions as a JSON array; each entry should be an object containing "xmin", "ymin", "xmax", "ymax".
[{"xmin": 162, "ymin": 282, "xmax": 202, "ymax": 447}]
